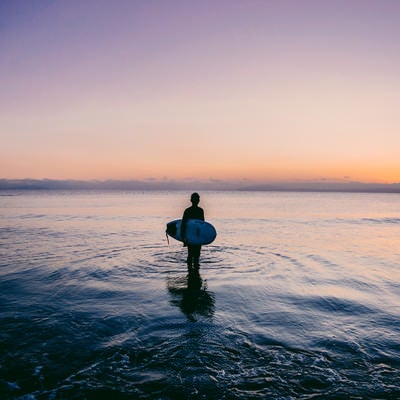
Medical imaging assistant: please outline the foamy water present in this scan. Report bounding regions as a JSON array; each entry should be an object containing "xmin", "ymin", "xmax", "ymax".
[{"xmin": 1, "ymin": 191, "xmax": 400, "ymax": 399}]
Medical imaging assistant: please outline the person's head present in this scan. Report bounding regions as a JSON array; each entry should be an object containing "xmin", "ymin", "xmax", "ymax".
[{"xmin": 190, "ymin": 192, "xmax": 200, "ymax": 206}]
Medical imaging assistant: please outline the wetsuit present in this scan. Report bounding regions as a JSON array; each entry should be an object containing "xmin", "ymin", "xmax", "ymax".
[{"xmin": 181, "ymin": 205, "xmax": 204, "ymax": 267}]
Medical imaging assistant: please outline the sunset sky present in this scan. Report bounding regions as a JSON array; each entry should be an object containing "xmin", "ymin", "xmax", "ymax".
[{"xmin": 1, "ymin": 0, "xmax": 399, "ymax": 184}]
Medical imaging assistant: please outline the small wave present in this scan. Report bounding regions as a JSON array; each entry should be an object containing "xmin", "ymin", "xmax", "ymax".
[{"xmin": 300, "ymin": 294, "xmax": 377, "ymax": 316}]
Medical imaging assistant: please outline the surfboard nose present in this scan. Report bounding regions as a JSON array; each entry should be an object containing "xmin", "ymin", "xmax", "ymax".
[{"xmin": 166, "ymin": 221, "xmax": 177, "ymax": 236}]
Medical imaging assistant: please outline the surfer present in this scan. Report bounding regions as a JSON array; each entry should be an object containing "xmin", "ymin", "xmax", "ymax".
[{"xmin": 181, "ymin": 192, "xmax": 205, "ymax": 269}]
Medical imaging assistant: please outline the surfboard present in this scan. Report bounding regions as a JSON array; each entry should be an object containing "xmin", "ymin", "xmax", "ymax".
[{"xmin": 166, "ymin": 219, "xmax": 217, "ymax": 246}]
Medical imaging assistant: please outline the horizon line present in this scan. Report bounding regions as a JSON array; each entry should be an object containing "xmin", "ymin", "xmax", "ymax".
[{"xmin": 1, "ymin": 178, "xmax": 400, "ymax": 194}]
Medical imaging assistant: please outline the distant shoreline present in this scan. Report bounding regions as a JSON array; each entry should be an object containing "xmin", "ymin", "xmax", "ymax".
[{"xmin": 1, "ymin": 179, "xmax": 400, "ymax": 194}]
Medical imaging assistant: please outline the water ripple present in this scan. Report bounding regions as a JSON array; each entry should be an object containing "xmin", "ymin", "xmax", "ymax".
[{"xmin": 1, "ymin": 191, "xmax": 400, "ymax": 399}]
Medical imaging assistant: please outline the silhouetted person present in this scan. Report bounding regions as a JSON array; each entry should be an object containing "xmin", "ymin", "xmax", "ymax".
[{"xmin": 181, "ymin": 192, "xmax": 204, "ymax": 269}]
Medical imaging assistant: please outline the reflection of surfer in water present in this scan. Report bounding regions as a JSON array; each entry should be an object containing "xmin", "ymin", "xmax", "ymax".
[
  {"xmin": 167, "ymin": 268, "xmax": 215, "ymax": 322},
  {"xmin": 181, "ymin": 192, "xmax": 204, "ymax": 269}
]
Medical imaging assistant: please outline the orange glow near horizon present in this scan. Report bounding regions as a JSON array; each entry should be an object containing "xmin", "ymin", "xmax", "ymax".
[{"xmin": 1, "ymin": 149, "xmax": 399, "ymax": 184}]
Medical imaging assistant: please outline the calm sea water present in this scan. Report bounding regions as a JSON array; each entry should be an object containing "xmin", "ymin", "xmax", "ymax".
[{"xmin": 1, "ymin": 190, "xmax": 400, "ymax": 399}]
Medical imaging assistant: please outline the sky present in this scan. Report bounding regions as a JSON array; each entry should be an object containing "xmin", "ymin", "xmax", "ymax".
[{"xmin": 1, "ymin": 0, "xmax": 400, "ymax": 184}]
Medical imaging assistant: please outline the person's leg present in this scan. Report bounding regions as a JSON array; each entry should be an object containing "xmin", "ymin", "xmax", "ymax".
[
  {"xmin": 187, "ymin": 246, "xmax": 194, "ymax": 267},
  {"xmin": 192, "ymin": 245, "xmax": 201, "ymax": 268}
]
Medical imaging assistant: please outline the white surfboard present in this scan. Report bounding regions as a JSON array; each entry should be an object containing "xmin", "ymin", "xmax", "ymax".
[{"xmin": 166, "ymin": 219, "xmax": 217, "ymax": 246}]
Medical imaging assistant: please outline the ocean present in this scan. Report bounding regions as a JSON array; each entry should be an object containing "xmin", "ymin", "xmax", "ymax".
[{"xmin": 1, "ymin": 190, "xmax": 399, "ymax": 399}]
